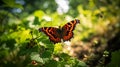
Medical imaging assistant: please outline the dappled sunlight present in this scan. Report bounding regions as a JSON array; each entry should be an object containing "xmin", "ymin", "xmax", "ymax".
[
  {"xmin": 34, "ymin": 10, "xmax": 45, "ymax": 19},
  {"xmin": 55, "ymin": 0, "xmax": 69, "ymax": 14},
  {"xmin": 0, "ymin": 0, "xmax": 120, "ymax": 67}
]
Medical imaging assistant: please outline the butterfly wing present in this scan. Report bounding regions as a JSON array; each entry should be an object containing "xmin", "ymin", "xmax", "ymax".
[
  {"xmin": 62, "ymin": 19, "xmax": 80, "ymax": 41},
  {"xmin": 39, "ymin": 27, "xmax": 61, "ymax": 43}
]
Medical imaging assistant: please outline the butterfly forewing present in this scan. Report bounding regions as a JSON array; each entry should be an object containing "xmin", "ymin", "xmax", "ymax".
[
  {"xmin": 39, "ymin": 27, "xmax": 61, "ymax": 43},
  {"xmin": 62, "ymin": 19, "xmax": 80, "ymax": 41},
  {"xmin": 39, "ymin": 19, "xmax": 80, "ymax": 44}
]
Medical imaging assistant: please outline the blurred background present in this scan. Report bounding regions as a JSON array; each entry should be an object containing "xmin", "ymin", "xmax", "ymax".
[{"xmin": 0, "ymin": 0, "xmax": 120, "ymax": 67}]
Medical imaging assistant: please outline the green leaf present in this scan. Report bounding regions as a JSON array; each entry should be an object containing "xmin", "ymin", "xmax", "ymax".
[
  {"xmin": 54, "ymin": 43, "xmax": 63, "ymax": 54},
  {"xmin": 60, "ymin": 53, "xmax": 70, "ymax": 61},
  {"xmin": 2, "ymin": 0, "xmax": 23, "ymax": 9},
  {"xmin": 34, "ymin": 10, "xmax": 45, "ymax": 19},
  {"xmin": 44, "ymin": 60, "xmax": 57, "ymax": 67},
  {"xmin": 106, "ymin": 50, "xmax": 120, "ymax": 67},
  {"xmin": 76, "ymin": 61, "xmax": 87, "ymax": 67},
  {"xmin": 33, "ymin": 16, "xmax": 40, "ymax": 25},
  {"xmin": 41, "ymin": 50, "xmax": 52, "ymax": 58},
  {"xmin": 30, "ymin": 52, "xmax": 44, "ymax": 63},
  {"xmin": 2, "ymin": 0, "xmax": 15, "ymax": 6}
]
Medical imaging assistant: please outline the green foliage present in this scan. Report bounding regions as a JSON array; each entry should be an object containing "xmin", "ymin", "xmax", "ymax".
[
  {"xmin": 2, "ymin": 0, "xmax": 23, "ymax": 9},
  {"xmin": 30, "ymin": 52, "xmax": 44, "ymax": 63},
  {"xmin": 106, "ymin": 50, "xmax": 120, "ymax": 67},
  {"xmin": 0, "ymin": 0, "xmax": 120, "ymax": 67}
]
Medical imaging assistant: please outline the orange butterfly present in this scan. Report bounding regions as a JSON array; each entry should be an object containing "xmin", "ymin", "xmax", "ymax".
[{"xmin": 39, "ymin": 19, "xmax": 80, "ymax": 43}]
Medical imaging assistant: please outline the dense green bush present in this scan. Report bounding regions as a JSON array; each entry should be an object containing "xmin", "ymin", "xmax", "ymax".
[{"xmin": 0, "ymin": 0, "xmax": 120, "ymax": 67}]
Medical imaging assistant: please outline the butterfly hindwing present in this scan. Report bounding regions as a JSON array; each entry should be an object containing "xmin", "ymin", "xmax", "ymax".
[
  {"xmin": 39, "ymin": 27, "xmax": 61, "ymax": 43},
  {"xmin": 62, "ymin": 19, "xmax": 80, "ymax": 41},
  {"xmin": 39, "ymin": 19, "xmax": 80, "ymax": 43}
]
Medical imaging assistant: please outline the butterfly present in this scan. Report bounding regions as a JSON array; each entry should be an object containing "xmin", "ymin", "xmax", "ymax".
[{"xmin": 39, "ymin": 19, "xmax": 80, "ymax": 44}]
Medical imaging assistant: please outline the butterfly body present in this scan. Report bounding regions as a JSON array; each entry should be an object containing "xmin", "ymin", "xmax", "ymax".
[{"xmin": 39, "ymin": 19, "xmax": 80, "ymax": 43}]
